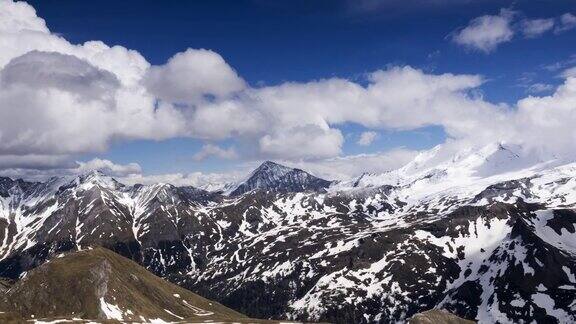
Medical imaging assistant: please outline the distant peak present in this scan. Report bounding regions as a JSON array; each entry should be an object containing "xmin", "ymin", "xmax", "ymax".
[
  {"xmin": 257, "ymin": 160, "xmax": 288, "ymax": 169},
  {"xmin": 250, "ymin": 161, "xmax": 292, "ymax": 176},
  {"xmin": 77, "ymin": 170, "xmax": 110, "ymax": 182},
  {"xmin": 73, "ymin": 170, "xmax": 122, "ymax": 190},
  {"xmin": 227, "ymin": 160, "xmax": 330, "ymax": 196}
]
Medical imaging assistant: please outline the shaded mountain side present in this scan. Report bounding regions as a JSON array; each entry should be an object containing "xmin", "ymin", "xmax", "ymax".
[{"xmin": 0, "ymin": 247, "xmax": 275, "ymax": 323}]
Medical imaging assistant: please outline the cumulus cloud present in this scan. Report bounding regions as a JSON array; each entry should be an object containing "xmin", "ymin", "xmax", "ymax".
[
  {"xmin": 259, "ymin": 126, "xmax": 344, "ymax": 160},
  {"xmin": 0, "ymin": 51, "xmax": 120, "ymax": 100},
  {"xmin": 185, "ymin": 99, "xmax": 265, "ymax": 140},
  {"xmin": 144, "ymin": 49, "xmax": 246, "ymax": 103},
  {"xmin": 0, "ymin": 0, "xmax": 525, "ymax": 169},
  {"xmin": 3, "ymin": 0, "xmax": 576, "ymax": 183},
  {"xmin": 76, "ymin": 158, "xmax": 141, "ymax": 177},
  {"xmin": 192, "ymin": 144, "xmax": 238, "ymax": 161},
  {"xmin": 0, "ymin": 51, "xmax": 183, "ymax": 156},
  {"xmin": 451, "ymin": 9, "xmax": 515, "ymax": 53},
  {"xmin": 510, "ymin": 77, "xmax": 576, "ymax": 156},
  {"xmin": 357, "ymin": 131, "xmax": 378, "ymax": 146},
  {"xmin": 0, "ymin": 0, "xmax": 184, "ymax": 160}
]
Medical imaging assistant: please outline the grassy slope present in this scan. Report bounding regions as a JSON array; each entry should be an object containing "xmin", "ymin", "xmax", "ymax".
[
  {"xmin": 0, "ymin": 247, "xmax": 281, "ymax": 323},
  {"xmin": 409, "ymin": 309, "xmax": 476, "ymax": 324}
]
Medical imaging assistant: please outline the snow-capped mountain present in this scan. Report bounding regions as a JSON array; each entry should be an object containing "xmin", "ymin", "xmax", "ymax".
[
  {"xmin": 1, "ymin": 149, "xmax": 576, "ymax": 323},
  {"xmin": 227, "ymin": 160, "xmax": 332, "ymax": 196}
]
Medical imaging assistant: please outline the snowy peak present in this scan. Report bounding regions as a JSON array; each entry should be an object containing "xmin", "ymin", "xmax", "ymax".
[
  {"xmin": 71, "ymin": 170, "xmax": 124, "ymax": 191},
  {"xmin": 245, "ymin": 161, "xmax": 294, "ymax": 184},
  {"xmin": 340, "ymin": 142, "xmax": 562, "ymax": 192},
  {"xmin": 228, "ymin": 161, "xmax": 331, "ymax": 196}
]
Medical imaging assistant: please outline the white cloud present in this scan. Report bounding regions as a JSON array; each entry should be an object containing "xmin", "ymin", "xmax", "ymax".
[
  {"xmin": 357, "ymin": 131, "xmax": 378, "ymax": 146},
  {"xmin": 0, "ymin": 50, "xmax": 184, "ymax": 156},
  {"xmin": 451, "ymin": 9, "xmax": 515, "ymax": 53},
  {"xmin": 1, "ymin": 50, "xmax": 120, "ymax": 100},
  {"xmin": 0, "ymin": 0, "xmax": 47, "ymax": 34},
  {"xmin": 561, "ymin": 67, "xmax": 576, "ymax": 78},
  {"xmin": 185, "ymin": 99, "xmax": 266, "ymax": 140},
  {"xmin": 452, "ymin": 11, "xmax": 576, "ymax": 52},
  {"xmin": 0, "ymin": 0, "xmax": 183, "ymax": 162},
  {"xmin": 3, "ymin": 0, "xmax": 576, "ymax": 183},
  {"xmin": 521, "ymin": 18, "xmax": 555, "ymax": 38},
  {"xmin": 144, "ymin": 49, "xmax": 246, "ymax": 103},
  {"xmin": 232, "ymin": 66, "xmax": 489, "ymax": 142},
  {"xmin": 76, "ymin": 158, "xmax": 141, "ymax": 177},
  {"xmin": 0, "ymin": 1, "xmax": 516, "ymax": 167},
  {"xmin": 259, "ymin": 125, "xmax": 344, "ymax": 160},
  {"xmin": 555, "ymin": 13, "xmax": 576, "ymax": 33},
  {"xmin": 192, "ymin": 144, "xmax": 238, "ymax": 161},
  {"xmin": 510, "ymin": 77, "xmax": 576, "ymax": 156},
  {"xmin": 0, "ymin": 0, "xmax": 149, "ymax": 86}
]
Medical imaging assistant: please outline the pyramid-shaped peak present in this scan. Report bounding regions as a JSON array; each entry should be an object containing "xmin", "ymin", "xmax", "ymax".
[
  {"xmin": 252, "ymin": 160, "xmax": 293, "ymax": 175},
  {"xmin": 260, "ymin": 160, "xmax": 280, "ymax": 167},
  {"xmin": 257, "ymin": 160, "xmax": 291, "ymax": 170},
  {"xmin": 228, "ymin": 161, "xmax": 331, "ymax": 196}
]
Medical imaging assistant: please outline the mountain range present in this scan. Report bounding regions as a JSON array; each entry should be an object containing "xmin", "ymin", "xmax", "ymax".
[{"xmin": 1, "ymin": 142, "xmax": 576, "ymax": 323}]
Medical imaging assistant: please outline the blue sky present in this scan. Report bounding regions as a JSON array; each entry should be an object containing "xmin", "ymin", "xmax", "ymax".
[{"xmin": 1, "ymin": 0, "xmax": 576, "ymax": 182}]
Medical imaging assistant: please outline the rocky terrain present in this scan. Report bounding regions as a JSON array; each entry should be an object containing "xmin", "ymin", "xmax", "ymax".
[{"xmin": 1, "ymin": 143, "xmax": 576, "ymax": 323}]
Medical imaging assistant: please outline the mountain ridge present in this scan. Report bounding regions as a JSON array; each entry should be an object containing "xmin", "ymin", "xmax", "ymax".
[{"xmin": 1, "ymin": 144, "xmax": 576, "ymax": 323}]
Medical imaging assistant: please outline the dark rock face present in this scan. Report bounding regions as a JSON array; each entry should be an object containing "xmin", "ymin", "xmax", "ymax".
[
  {"xmin": 1, "ymin": 165, "xmax": 576, "ymax": 323},
  {"xmin": 228, "ymin": 161, "xmax": 332, "ymax": 196}
]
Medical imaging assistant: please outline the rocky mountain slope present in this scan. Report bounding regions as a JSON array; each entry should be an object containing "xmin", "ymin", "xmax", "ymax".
[
  {"xmin": 0, "ymin": 247, "xmax": 263, "ymax": 323},
  {"xmin": 228, "ymin": 160, "xmax": 332, "ymax": 196},
  {"xmin": 1, "ymin": 142, "xmax": 576, "ymax": 323}
]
